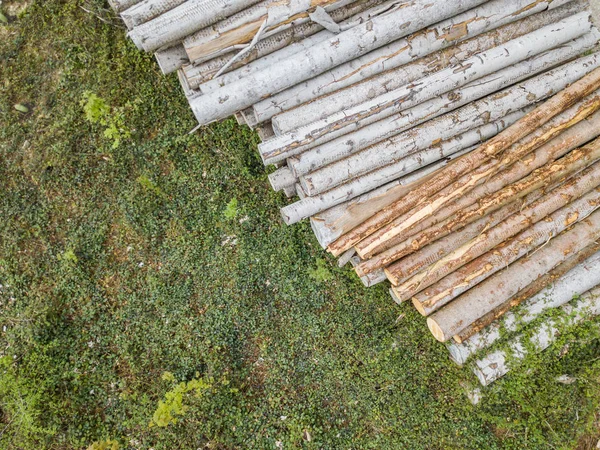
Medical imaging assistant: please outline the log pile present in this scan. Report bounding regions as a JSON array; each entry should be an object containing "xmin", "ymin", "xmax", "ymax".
[{"xmin": 109, "ymin": 0, "xmax": 600, "ymax": 386}]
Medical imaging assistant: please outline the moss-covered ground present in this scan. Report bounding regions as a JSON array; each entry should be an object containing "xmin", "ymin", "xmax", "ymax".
[{"xmin": 2, "ymin": 1, "xmax": 600, "ymax": 448}]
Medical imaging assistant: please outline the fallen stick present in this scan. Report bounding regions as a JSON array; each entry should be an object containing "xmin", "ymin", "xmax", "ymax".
[
  {"xmin": 260, "ymin": 13, "xmax": 591, "ymax": 166},
  {"xmin": 391, "ymin": 139, "xmax": 600, "ymax": 302},
  {"xmin": 271, "ymin": 3, "xmax": 589, "ymax": 134},
  {"xmin": 412, "ymin": 180, "xmax": 600, "ymax": 315},
  {"xmin": 448, "ymin": 248, "xmax": 600, "ymax": 365},
  {"xmin": 251, "ymin": 0, "xmax": 582, "ymax": 124},
  {"xmin": 189, "ymin": 0, "xmax": 488, "ymax": 125},
  {"xmin": 472, "ymin": 286, "xmax": 600, "ymax": 386},
  {"xmin": 426, "ymin": 207, "xmax": 600, "ymax": 342},
  {"xmin": 328, "ymin": 61, "xmax": 600, "ymax": 257},
  {"xmin": 365, "ymin": 108, "xmax": 600, "ymax": 261},
  {"xmin": 128, "ymin": 0, "xmax": 263, "ymax": 52}
]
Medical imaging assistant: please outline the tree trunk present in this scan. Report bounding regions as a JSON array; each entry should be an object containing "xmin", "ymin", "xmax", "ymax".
[
  {"xmin": 108, "ymin": 0, "xmax": 142, "ymax": 13},
  {"xmin": 270, "ymin": 2, "xmax": 590, "ymax": 134},
  {"xmin": 448, "ymin": 248, "xmax": 600, "ymax": 365},
  {"xmin": 121, "ymin": 0, "xmax": 187, "ymax": 29},
  {"xmin": 472, "ymin": 286, "xmax": 600, "ymax": 386},
  {"xmin": 326, "ymin": 57, "xmax": 600, "ymax": 256},
  {"xmin": 189, "ymin": 0, "xmax": 488, "ymax": 125},
  {"xmin": 154, "ymin": 44, "xmax": 189, "ymax": 74},
  {"xmin": 251, "ymin": 0, "xmax": 582, "ymax": 124},
  {"xmin": 261, "ymin": 13, "xmax": 591, "ymax": 168},
  {"xmin": 128, "ymin": 0, "xmax": 263, "ymax": 52},
  {"xmin": 426, "ymin": 208, "xmax": 600, "ymax": 342}
]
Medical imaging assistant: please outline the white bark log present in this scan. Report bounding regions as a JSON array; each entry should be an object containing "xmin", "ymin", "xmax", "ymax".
[
  {"xmin": 251, "ymin": 0, "xmax": 583, "ymax": 124},
  {"xmin": 413, "ymin": 180, "xmax": 600, "ymax": 315},
  {"xmin": 155, "ymin": 44, "xmax": 189, "ymax": 74},
  {"xmin": 268, "ymin": 166, "xmax": 296, "ymax": 191},
  {"xmin": 271, "ymin": 4, "xmax": 591, "ymax": 134},
  {"xmin": 448, "ymin": 251, "xmax": 600, "ymax": 366},
  {"xmin": 294, "ymin": 29, "xmax": 596, "ymax": 189},
  {"xmin": 121, "ymin": 0, "xmax": 187, "ymax": 28},
  {"xmin": 128, "ymin": 0, "xmax": 263, "ymax": 52},
  {"xmin": 427, "ymin": 208, "xmax": 600, "ymax": 343},
  {"xmin": 472, "ymin": 286, "xmax": 600, "ymax": 386},
  {"xmin": 184, "ymin": 0, "xmax": 388, "ymax": 89},
  {"xmin": 291, "ymin": 52, "xmax": 600, "ymax": 194},
  {"xmin": 108, "ymin": 0, "xmax": 142, "ymax": 13},
  {"xmin": 189, "ymin": 0, "xmax": 488, "ymax": 125}
]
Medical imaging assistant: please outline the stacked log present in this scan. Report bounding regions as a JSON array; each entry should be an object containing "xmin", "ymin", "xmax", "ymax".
[{"xmin": 109, "ymin": 0, "xmax": 600, "ymax": 386}]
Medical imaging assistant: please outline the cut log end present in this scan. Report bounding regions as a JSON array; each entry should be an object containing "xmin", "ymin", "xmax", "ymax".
[
  {"xmin": 427, "ymin": 317, "xmax": 447, "ymax": 342},
  {"xmin": 412, "ymin": 297, "xmax": 427, "ymax": 316}
]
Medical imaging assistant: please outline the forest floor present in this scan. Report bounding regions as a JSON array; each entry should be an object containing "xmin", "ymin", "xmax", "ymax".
[{"xmin": 2, "ymin": 1, "xmax": 600, "ymax": 449}]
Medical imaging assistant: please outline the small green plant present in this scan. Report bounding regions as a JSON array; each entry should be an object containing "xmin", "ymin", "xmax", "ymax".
[
  {"xmin": 224, "ymin": 198, "xmax": 238, "ymax": 220},
  {"xmin": 308, "ymin": 258, "xmax": 333, "ymax": 283},
  {"xmin": 150, "ymin": 372, "xmax": 212, "ymax": 428},
  {"xmin": 136, "ymin": 174, "xmax": 166, "ymax": 199},
  {"xmin": 87, "ymin": 439, "xmax": 120, "ymax": 450},
  {"xmin": 81, "ymin": 91, "xmax": 130, "ymax": 148}
]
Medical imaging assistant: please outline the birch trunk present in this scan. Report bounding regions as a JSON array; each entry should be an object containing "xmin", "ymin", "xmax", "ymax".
[
  {"xmin": 261, "ymin": 13, "xmax": 591, "ymax": 167},
  {"xmin": 155, "ymin": 45, "xmax": 189, "ymax": 74},
  {"xmin": 448, "ymin": 249, "xmax": 600, "ymax": 365},
  {"xmin": 121, "ymin": 0, "xmax": 187, "ymax": 28},
  {"xmin": 412, "ymin": 182, "xmax": 600, "ymax": 315},
  {"xmin": 270, "ymin": 2, "xmax": 591, "ymax": 134},
  {"xmin": 392, "ymin": 141, "xmax": 600, "ymax": 302},
  {"xmin": 108, "ymin": 0, "xmax": 142, "ymax": 13},
  {"xmin": 328, "ymin": 62, "xmax": 600, "ymax": 257},
  {"xmin": 289, "ymin": 32, "xmax": 599, "ymax": 177},
  {"xmin": 281, "ymin": 107, "xmax": 519, "ymax": 225},
  {"xmin": 356, "ymin": 98, "xmax": 600, "ymax": 259},
  {"xmin": 251, "ymin": 0, "xmax": 583, "ymax": 124},
  {"xmin": 268, "ymin": 166, "xmax": 296, "ymax": 191},
  {"xmin": 472, "ymin": 287, "xmax": 600, "ymax": 386},
  {"xmin": 426, "ymin": 208, "xmax": 600, "ymax": 343},
  {"xmin": 128, "ymin": 0, "xmax": 263, "ymax": 52},
  {"xmin": 189, "ymin": 0, "xmax": 488, "ymax": 125},
  {"xmin": 183, "ymin": 0, "xmax": 383, "ymax": 87}
]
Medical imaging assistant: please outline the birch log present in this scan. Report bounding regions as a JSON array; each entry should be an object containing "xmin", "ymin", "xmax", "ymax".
[
  {"xmin": 427, "ymin": 208, "xmax": 600, "ymax": 342},
  {"xmin": 121, "ymin": 0, "xmax": 187, "ymax": 28},
  {"xmin": 448, "ymin": 250, "xmax": 600, "ymax": 366},
  {"xmin": 268, "ymin": 166, "xmax": 296, "ymax": 191},
  {"xmin": 412, "ymin": 181, "xmax": 600, "ymax": 315},
  {"xmin": 280, "ymin": 106, "xmax": 527, "ymax": 224},
  {"xmin": 155, "ymin": 45, "xmax": 189, "ymax": 74},
  {"xmin": 289, "ymin": 32, "xmax": 599, "ymax": 177},
  {"xmin": 391, "ymin": 140, "xmax": 600, "ymax": 302},
  {"xmin": 108, "ymin": 0, "xmax": 142, "ymax": 13},
  {"xmin": 252, "ymin": 0, "xmax": 582, "ymax": 124},
  {"xmin": 260, "ymin": 13, "xmax": 591, "ymax": 166},
  {"xmin": 128, "ymin": 0, "xmax": 263, "ymax": 52},
  {"xmin": 327, "ymin": 61, "xmax": 600, "ymax": 257},
  {"xmin": 189, "ymin": 0, "xmax": 488, "ymax": 125},
  {"xmin": 271, "ymin": 4, "xmax": 591, "ymax": 135},
  {"xmin": 453, "ymin": 242, "xmax": 600, "ymax": 344},
  {"xmin": 371, "ymin": 109, "xmax": 600, "ymax": 261},
  {"xmin": 184, "ymin": 0, "xmax": 383, "ymax": 87},
  {"xmin": 182, "ymin": 0, "xmax": 358, "ymax": 63},
  {"xmin": 472, "ymin": 286, "xmax": 600, "ymax": 386},
  {"xmin": 356, "ymin": 98, "xmax": 600, "ymax": 259}
]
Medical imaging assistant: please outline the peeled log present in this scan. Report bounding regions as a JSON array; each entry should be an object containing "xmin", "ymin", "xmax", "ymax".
[
  {"xmin": 251, "ymin": 0, "xmax": 582, "ymax": 124},
  {"xmin": 327, "ymin": 56, "xmax": 600, "ymax": 256},
  {"xmin": 261, "ymin": 13, "xmax": 591, "ymax": 167},
  {"xmin": 270, "ymin": 1, "xmax": 590, "ymax": 134},
  {"xmin": 448, "ymin": 248, "xmax": 600, "ymax": 365},
  {"xmin": 365, "ymin": 108, "xmax": 600, "ymax": 260},
  {"xmin": 391, "ymin": 140, "xmax": 600, "ymax": 302},
  {"xmin": 128, "ymin": 0, "xmax": 263, "ymax": 52},
  {"xmin": 189, "ymin": 0, "xmax": 488, "ymax": 125},
  {"xmin": 472, "ymin": 286, "xmax": 600, "ymax": 386},
  {"xmin": 413, "ymin": 180, "xmax": 600, "ymax": 315},
  {"xmin": 426, "ymin": 208, "xmax": 600, "ymax": 342}
]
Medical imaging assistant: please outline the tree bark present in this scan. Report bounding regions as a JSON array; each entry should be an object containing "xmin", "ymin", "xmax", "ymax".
[
  {"xmin": 121, "ymin": 0, "xmax": 187, "ymax": 28},
  {"xmin": 189, "ymin": 0, "xmax": 488, "ymax": 125},
  {"xmin": 251, "ymin": 0, "xmax": 583, "ymax": 124},
  {"xmin": 472, "ymin": 286, "xmax": 600, "ymax": 386},
  {"xmin": 270, "ymin": 1, "xmax": 590, "ymax": 134},
  {"xmin": 326, "ymin": 56, "xmax": 600, "ymax": 256},
  {"xmin": 426, "ymin": 208, "xmax": 600, "ymax": 342},
  {"xmin": 108, "ymin": 0, "xmax": 142, "ymax": 13},
  {"xmin": 448, "ymin": 247, "xmax": 600, "ymax": 365},
  {"xmin": 261, "ymin": 13, "xmax": 591, "ymax": 168},
  {"xmin": 391, "ymin": 141, "xmax": 600, "ymax": 302}
]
